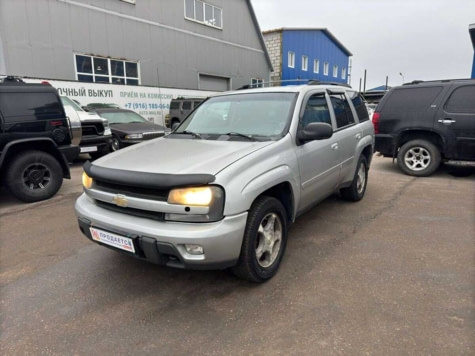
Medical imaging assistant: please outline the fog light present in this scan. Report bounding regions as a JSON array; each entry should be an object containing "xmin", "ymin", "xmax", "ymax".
[{"xmin": 184, "ymin": 244, "xmax": 204, "ymax": 255}]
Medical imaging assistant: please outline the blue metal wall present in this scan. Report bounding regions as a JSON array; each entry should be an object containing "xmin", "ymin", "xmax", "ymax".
[{"xmin": 281, "ymin": 30, "xmax": 350, "ymax": 85}]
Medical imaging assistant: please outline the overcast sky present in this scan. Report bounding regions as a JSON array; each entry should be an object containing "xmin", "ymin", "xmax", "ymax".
[{"xmin": 251, "ymin": 0, "xmax": 475, "ymax": 90}]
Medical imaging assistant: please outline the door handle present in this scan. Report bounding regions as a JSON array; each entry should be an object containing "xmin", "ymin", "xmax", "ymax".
[
  {"xmin": 437, "ymin": 119, "xmax": 456, "ymax": 125},
  {"xmin": 331, "ymin": 143, "xmax": 339, "ymax": 150}
]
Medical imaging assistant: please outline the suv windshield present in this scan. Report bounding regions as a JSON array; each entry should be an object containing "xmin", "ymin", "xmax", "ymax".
[{"xmin": 175, "ymin": 92, "xmax": 297, "ymax": 140}]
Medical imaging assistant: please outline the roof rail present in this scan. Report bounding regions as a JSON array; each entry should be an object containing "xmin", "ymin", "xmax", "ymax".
[
  {"xmin": 307, "ymin": 80, "xmax": 351, "ymax": 88},
  {"xmin": 403, "ymin": 78, "xmax": 474, "ymax": 86}
]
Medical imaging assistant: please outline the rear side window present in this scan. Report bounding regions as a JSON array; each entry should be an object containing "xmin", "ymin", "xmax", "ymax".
[
  {"xmin": 348, "ymin": 90, "xmax": 369, "ymax": 122},
  {"xmin": 330, "ymin": 93, "xmax": 355, "ymax": 129},
  {"xmin": 445, "ymin": 85, "xmax": 475, "ymax": 113},
  {"xmin": 0, "ymin": 92, "xmax": 63, "ymax": 120},
  {"xmin": 182, "ymin": 101, "xmax": 192, "ymax": 110},
  {"xmin": 170, "ymin": 101, "xmax": 180, "ymax": 110},
  {"xmin": 383, "ymin": 86, "xmax": 443, "ymax": 112}
]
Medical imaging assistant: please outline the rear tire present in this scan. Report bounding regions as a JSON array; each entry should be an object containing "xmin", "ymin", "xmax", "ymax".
[
  {"xmin": 340, "ymin": 155, "xmax": 368, "ymax": 201},
  {"xmin": 231, "ymin": 196, "xmax": 288, "ymax": 283},
  {"xmin": 397, "ymin": 139, "xmax": 440, "ymax": 177},
  {"xmin": 5, "ymin": 151, "xmax": 63, "ymax": 202}
]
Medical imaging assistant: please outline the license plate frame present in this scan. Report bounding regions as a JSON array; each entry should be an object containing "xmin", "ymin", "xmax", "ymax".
[
  {"xmin": 80, "ymin": 146, "xmax": 98, "ymax": 153},
  {"xmin": 90, "ymin": 227, "xmax": 136, "ymax": 253}
]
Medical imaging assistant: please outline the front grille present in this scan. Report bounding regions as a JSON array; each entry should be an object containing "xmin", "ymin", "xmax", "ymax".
[
  {"xmin": 96, "ymin": 200, "xmax": 165, "ymax": 221},
  {"xmin": 82, "ymin": 122, "xmax": 104, "ymax": 136},
  {"xmin": 93, "ymin": 180, "xmax": 169, "ymax": 201}
]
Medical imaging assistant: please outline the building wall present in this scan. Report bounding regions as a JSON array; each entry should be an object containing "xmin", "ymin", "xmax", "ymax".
[
  {"xmin": 263, "ymin": 31, "xmax": 282, "ymax": 83},
  {"xmin": 0, "ymin": 0, "xmax": 270, "ymax": 90},
  {"xmin": 280, "ymin": 30, "xmax": 350, "ymax": 85}
]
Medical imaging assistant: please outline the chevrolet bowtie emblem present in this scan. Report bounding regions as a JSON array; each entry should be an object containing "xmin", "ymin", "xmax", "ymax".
[{"xmin": 112, "ymin": 194, "xmax": 128, "ymax": 207}]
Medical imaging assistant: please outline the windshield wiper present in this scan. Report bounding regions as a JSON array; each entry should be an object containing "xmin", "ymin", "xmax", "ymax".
[
  {"xmin": 225, "ymin": 132, "xmax": 257, "ymax": 141},
  {"xmin": 182, "ymin": 130, "xmax": 203, "ymax": 139}
]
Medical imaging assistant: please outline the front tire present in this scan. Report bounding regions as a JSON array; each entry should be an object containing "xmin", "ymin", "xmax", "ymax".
[
  {"xmin": 111, "ymin": 135, "xmax": 121, "ymax": 152},
  {"xmin": 5, "ymin": 151, "xmax": 63, "ymax": 202},
  {"xmin": 232, "ymin": 196, "xmax": 288, "ymax": 283},
  {"xmin": 397, "ymin": 139, "xmax": 441, "ymax": 177},
  {"xmin": 340, "ymin": 155, "xmax": 368, "ymax": 201}
]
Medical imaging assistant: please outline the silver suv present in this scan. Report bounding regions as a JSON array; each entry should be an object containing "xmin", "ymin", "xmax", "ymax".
[{"xmin": 75, "ymin": 83, "xmax": 374, "ymax": 282}]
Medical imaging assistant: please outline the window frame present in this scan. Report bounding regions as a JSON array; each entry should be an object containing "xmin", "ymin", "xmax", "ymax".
[
  {"xmin": 302, "ymin": 55, "xmax": 308, "ymax": 71},
  {"xmin": 184, "ymin": 0, "xmax": 223, "ymax": 29},
  {"xmin": 341, "ymin": 67, "xmax": 347, "ymax": 80},
  {"xmin": 313, "ymin": 59, "xmax": 320, "ymax": 74},
  {"xmin": 333, "ymin": 65, "xmax": 338, "ymax": 78},
  {"xmin": 74, "ymin": 54, "xmax": 140, "ymax": 85},
  {"xmin": 288, "ymin": 51, "xmax": 295, "ymax": 68},
  {"xmin": 323, "ymin": 62, "xmax": 329, "ymax": 76}
]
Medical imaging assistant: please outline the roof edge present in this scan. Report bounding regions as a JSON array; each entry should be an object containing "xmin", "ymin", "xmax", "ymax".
[
  {"xmin": 246, "ymin": 0, "xmax": 274, "ymax": 72},
  {"xmin": 261, "ymin": 27, "xmax": 352, "ymax": 56}
]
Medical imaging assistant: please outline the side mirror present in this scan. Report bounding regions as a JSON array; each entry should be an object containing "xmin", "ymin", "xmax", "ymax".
[{"xmin": 297, "ymin": 122, "xmax": 333, "ymax": 143}]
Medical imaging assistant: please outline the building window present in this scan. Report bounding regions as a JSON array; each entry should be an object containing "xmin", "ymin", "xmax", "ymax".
[
  {"xmin": 323, "ymin": 62, "xmax": 329, "ymax": 76},
  {"xmin": 342, "ymin": 67, "xmax": 347, "ymax": 80},
  {"xmin": 288, "ymin": 51, "xmax": 295, "ymax": 68},
  {"xmin": 302, "ymin": 56, "xmax": 308, "ymax": 71},
  {"xmin": 333, "ymin": 65, "xmax": 338, "ymax": 78},
  {"xmin": 313, "ymin": 59, "xmax": 319, "ymax": 74},
  {"xmin": 251, "ymin": 78, "xmax": 264, "ymax": 88},
  {"xmin": 185, "ymin": 0, "xmax": 222, "ymax": 29},
  {"xmin": 75, "ymin": 54, "xmax": 140, "ymax": 85}
]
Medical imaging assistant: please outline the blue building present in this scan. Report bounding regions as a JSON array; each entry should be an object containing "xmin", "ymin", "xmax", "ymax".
[
  {"xmin": 263, "ymin": 28, "xmax": 352, "ymax": 85},
  {"xmin": 470, "ymin": 24, "xmax": 475, "ymax": 79}
]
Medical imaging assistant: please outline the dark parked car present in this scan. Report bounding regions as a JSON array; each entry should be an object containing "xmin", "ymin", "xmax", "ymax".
[
  {"xmin": 0, "ymin": 79, "xmax": 79, "ymax": 202},
  {"xmin": 92, "ymin": 108, "xmax": 165, "ymax": 151},
  {"xmin": 373, "ymin": 79, "xmax": 475, "ymax": 176}
]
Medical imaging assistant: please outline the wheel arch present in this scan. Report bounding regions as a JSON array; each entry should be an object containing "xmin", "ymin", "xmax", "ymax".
[
  {"xmin": 0, "ymin": 139, "xmax": 70, "ymax": 178},
  {"xmin": 396, "ymin": 130, "xmax": 445, "ymax": 158}
]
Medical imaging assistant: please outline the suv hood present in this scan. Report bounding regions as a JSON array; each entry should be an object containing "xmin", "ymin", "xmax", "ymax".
[{"xmin": 96, "ymin": 137, "xmax": 273, "ymax": 175}]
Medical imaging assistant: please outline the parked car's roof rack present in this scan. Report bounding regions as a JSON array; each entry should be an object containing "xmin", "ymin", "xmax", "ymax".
[
  {"xmin": 237, "ymin": 79, "xmax": 352, "ymax": 90},
  {"xmin": 403, "ymin": 78, "xmax": 473, "ymax": 86},
  {"xmin": 307, "ymin": 80, "xmax": 351, "ymax": 88},
  {"xmin": 0, "ymin": 76, "xmax": 26, "ymax": 84}
]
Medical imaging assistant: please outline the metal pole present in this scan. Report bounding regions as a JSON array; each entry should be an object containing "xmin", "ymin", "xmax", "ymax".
[{"xmin": 363, "ymin": 70, "xmax": 367, "ymax": 93}]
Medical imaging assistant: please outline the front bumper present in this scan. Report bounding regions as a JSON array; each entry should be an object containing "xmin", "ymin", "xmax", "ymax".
[{"xmin": 75, "ymin": 193, "xmax": 247, "ymax": 270}]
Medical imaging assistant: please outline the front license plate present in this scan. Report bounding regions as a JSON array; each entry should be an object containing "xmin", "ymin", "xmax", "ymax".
[
  {"xmin": 81, "ymin": 146, "xmax": 98, "ymax": 153},
  {"xmin": 90, "ymin": 227, "xmax": 135, "ymax": 253}
]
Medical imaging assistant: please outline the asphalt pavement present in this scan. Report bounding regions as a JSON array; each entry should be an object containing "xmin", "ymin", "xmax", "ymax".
[{"xmin": 0, "ymin": 156, "xmax": 474, "ymax": 355}]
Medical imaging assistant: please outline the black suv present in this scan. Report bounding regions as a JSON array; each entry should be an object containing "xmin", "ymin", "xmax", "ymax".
[
  {"xmin": 165, "ymin": 97, "xmax": 204, "ymax": 130},
  {"xmin": 373, "ymin": 79, "xmax": 475, "ymax": 176},
  {"xmin": 0, "ymin": 80, "xmax": 79, "ymax": 202}
]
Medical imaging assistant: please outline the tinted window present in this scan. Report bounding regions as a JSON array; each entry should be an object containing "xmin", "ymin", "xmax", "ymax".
[
  {"xmin": 330, "ymin": 93, "xmax": 355, "ymax": 128},
  {"xmin": 383, "ymin": 86, "xmax": 443, "ymax": 112},
  {"xmin": 348, "ymin": 91, "xmax": 369, "ymax": 122},
  {"xmin": 182, "ymin": 101, "xmax": 192, "ymax": 110},
  {"xmin": 170, "ymin": 101, "xmax": 180, "ymax": 110},
  {"xmin": 445, "ymin": 85, "xmax": 475, "ymax": 113},
  {"xmin": 0, "ymin": 93, "xmax": 63, "ymax": 120},
  {"xmin": 193, "ymin": 101, "xmax": 202, "ymax": 109},
  {"xmin": 301, "ymin": 93, "xmax": 331, "ymax": 127}
]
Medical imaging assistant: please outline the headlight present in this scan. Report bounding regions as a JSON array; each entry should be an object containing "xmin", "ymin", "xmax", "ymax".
[
  {"xmin": 82, "ymin": 171, "xmax": 93, "ymax": 189},
  {"xmin": 125, "ymin": 133, "xmax": 143, "ymax": 139},
  {"xmin": 168, "ymin": 187, "xmax": 213, "ymax": 206},
  {"xmin": 104, "ymin": 128, "xmax": 112, "ymax": 136},
  {"xmin": 166, "ymin": 186, "xmax": 224, "ymax": 222}
]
